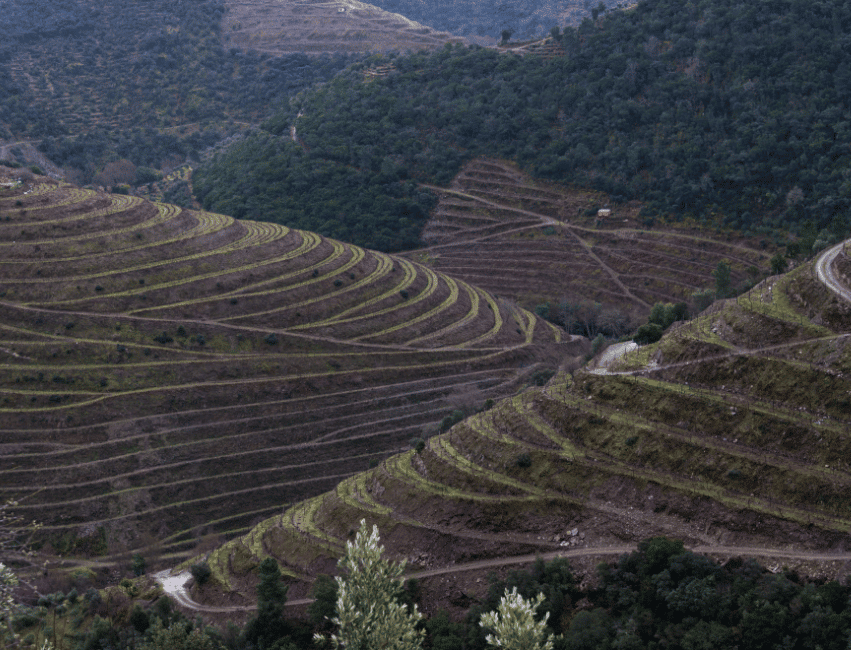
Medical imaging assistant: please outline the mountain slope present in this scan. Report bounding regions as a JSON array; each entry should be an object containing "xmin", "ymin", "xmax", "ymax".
[
  {"xmin": 204, "ymin": 0, "xmax": 851, "ymax": 253},
  {"xmin": 222, "ymin": 0, "xmax": 464, "ymax": 55},
  {"xmin": 200, "ymin": 242, "xmax": 851, "ymax": 602},
  {"xmin": 0, "ymin": 170, "xmax": 575, "ymax": 559}
]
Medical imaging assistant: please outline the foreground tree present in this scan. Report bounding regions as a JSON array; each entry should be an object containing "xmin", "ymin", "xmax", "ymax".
[
  {"xmin": 244, "ymin": 557, "xmax": 290, "ymax": 648},
  {"xmin": 314, "ymin": 519, "xmax": 423, "ymax": 650},
  {"xmin": 480, "ymin": 588, "xmax": 556, "ymax": 650}
]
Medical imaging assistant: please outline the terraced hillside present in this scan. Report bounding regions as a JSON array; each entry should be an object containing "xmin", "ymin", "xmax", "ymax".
[
  {"xmin": 409, "ymin": 158, "xmax": 770, "ymax": 314},
  {"xmin": 203, "ymin": 244, "xmax": 851, "ymax": 603},
  {"xmin": 222, "ymin": 0, "xmax": 464, "ymax": 55},
  {"xmin": 0, "ymin": 170, "xmax": 576, "ymax": 561}
]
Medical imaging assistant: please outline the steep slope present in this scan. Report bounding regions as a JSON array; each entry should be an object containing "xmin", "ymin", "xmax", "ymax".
[
  {"xmin": 206, "ymin": 0, "xmax": 851, "ymax": 253},
  {"xmin": 0, "ymin": 170, "xmax": 577, "ymax": 560},
  {"xmin": 222, "ymin": 0, "xmax": 464, "ymax": 55},
  {"xmin": 202, "ymin": 241, "xmax": 851, "ymax": 603},
  {"xmin": 406, "ymin": 157, "xmax": 769, "ymax": 316}
]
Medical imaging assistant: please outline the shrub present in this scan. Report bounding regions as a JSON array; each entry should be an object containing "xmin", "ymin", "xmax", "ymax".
[
  {"xmin": 410, "ymin": 437, "xmax": 426, "ymax": 453},
  {"xmin": 625, "ymin": 436, "xmax": 639, "ymax": 446},
  {"xmin": 131, "ymin": 553, "xmax": 146, "ymax": 576},
  {"xmin": 13, "ymin": 612, "xmax": 40, "ymax": 631},
  {"xmin": 400, "ymin": 289, "xmax": 409, "ymax": 299},
  {"xmin": 727, "ymin": 468, "xmax": 742, "ymax": 480},
  {"xmin": 531, "ymin": 369, "xmax": 556, "ymax": 386},
  {"xmin": 85, "ymin": 588, "xmax": 101, "ymax": 607},
  {"xmin": 334, "ymin": 279, "xmax": 343, "ymax": 287},
  {"xmin": 633, "ymin": 323, "xmax": 663, "ymax": 345},
  {"xmin": 264, "ymin": 333, "xmax": 278, "ymax": 345},
  {"xmin": 120, "ymin": 578, "xmax": 139, "ymax": 597},
  {"xmin": 176, "ymin": 325, "xmax": 187, "ymax": 337},
  {"xmin": 94, "ymin": 285, "xmax": 104, "ymax": 292},
  {"xmin": 190, "ymin": 562, "xmax": 212, "ymax": 586},
  {"xmin": 129, "ymin": 605, "xmax": 150, "ymax": 633},
  {"xmin": 516, "ymin": 453, "xmax": 532, "ymax": 468},
  {"xmin": 153, "ymin": 332, "xmax": 173, "ymax": 344}
]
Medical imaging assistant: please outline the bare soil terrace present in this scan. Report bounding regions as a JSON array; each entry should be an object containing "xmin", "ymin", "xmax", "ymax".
[
  {"xmin": 408, "ymin": 158, "xmax": 770, "ymax": 316},
  {"xmin": 0, "ymin": 171, "xmax": 581, "ymax": 565}
]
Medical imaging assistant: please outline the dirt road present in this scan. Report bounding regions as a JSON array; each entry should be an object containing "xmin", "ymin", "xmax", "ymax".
[{"xmin": 154, "ymin": 543, "xmax": 851, "ymax": 613}]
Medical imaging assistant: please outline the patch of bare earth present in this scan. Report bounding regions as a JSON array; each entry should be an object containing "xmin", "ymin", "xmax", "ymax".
[{"xmin": 221, "ymin": 0, "xmax": 464, "ymax": 55}]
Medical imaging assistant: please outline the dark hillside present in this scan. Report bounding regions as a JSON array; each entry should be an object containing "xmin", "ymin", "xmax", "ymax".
[
  {"xmin": 0, "ymin": 0, "xmax": 357, "ymax": 181},
  {"xmin": 199, "ymin": 0, "xmax": 851, "ymax": 251}
]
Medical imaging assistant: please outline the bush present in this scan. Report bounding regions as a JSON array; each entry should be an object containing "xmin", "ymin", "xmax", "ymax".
[
  {"xmin": 633, "ymin": 323, "xmax": 663, "ymax": 345},
  {"xmin": 129, "ymin": 604, "xmax": 150, "ymax": 633},
  {"xmin": 12, "ymin": 613, "xmax": 40, "ymax": 631},
  {"xmin": 84, "ymin": 588, "xmax": 102, "ymax": 607},
  {"xmin": 190, "ymin": 562, "xmax": 212, "ymax": 586},
  {"xmin": 135, "ymin": 166, "xmax": 162, "ymax": 185},
  {"xmin": 153, "ymin": 331, "xmax": 173, "ymax": 344},
  {"xmin": 531, "ymin": 369, "xmax": 556, "ymax": 386},
  {"xmin": 131, "ymin": 553, "xmax": 146, "ymax": 576}
]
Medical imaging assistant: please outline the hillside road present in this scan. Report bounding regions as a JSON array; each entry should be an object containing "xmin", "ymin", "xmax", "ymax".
[
  {"xmin": 155, "ymin": 543, "xmax": 851, "ymax": 613},
  {"xmin": 816, "ymin": 241, "xmax": 851, "ymax": 302}
]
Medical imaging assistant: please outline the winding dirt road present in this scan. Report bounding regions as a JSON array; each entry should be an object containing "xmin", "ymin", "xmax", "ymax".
[
  {"xmin": 816, "ymin": 241, "xmax": 851, "ymax": 302},
  {"xmin": 155, "ymin": 543, "xmax": 851, "ymax": 613}
]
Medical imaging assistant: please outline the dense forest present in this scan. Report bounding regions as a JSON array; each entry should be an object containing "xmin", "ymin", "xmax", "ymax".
[
  {"xmin": 198, "ymin": 0, "xmax": 851, "ymax": 252},
  {"xmin": 20, "ymin": 539, "xmax": 851, "ymax": 650},
  {"xmin": 0, "ymin": 0, "xmax": 358, "ymax": 181}
]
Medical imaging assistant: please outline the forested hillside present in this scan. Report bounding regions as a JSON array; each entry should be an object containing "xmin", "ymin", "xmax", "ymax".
[
  {"xmin": 198, "ymin": 0, "xmax": 851, "ymax": 252},
  {"xmin": 0, "ymin": 0, "xmax": 357, "ymax": 182}
]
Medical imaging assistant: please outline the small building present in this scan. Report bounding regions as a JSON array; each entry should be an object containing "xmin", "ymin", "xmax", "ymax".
[
  {"xmin": 338, "ymin": 6, "xmax": 346, "ymax": 12},
  {"xmin": 597, "ymin": 208, "xmax": 612, "ymax": 218}
]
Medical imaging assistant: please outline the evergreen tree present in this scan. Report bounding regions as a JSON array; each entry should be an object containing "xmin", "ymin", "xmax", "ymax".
[
  {"xmin": 315, "ymin": 519, "xmax": 424, "ymax": 650},
  {"xmin": 479, "ymin": 588, "xmax": 556, "ymax": 650},
  {"xmin": 244, "ymin": 557, "xmax": 290, "ymax": 648}
]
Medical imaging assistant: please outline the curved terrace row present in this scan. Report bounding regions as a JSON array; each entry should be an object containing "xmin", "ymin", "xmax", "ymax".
[{"xmin": 0, "ymin": 172, "xmax": 577, "ymax": 561}]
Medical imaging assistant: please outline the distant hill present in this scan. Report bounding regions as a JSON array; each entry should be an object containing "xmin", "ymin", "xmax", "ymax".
[
  {"xmin": 220, "ymin": 0, "xmax": 464, "ymax": 55},
  {"xmin": 0, "ymin": 170, "xmax": 574, "ymax": 560},
  {"xmin": 204, "ymin": 0, "xmax": 851, "ymax": 254},
  {"xmin": 3, "ymin": 0, "xmax": 436, "ymax": 184}
]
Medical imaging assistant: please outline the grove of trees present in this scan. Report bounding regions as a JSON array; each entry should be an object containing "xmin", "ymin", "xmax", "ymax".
[{"xmin": 199, "ymin": 0, "xmax": 851, "ymax": 253}]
